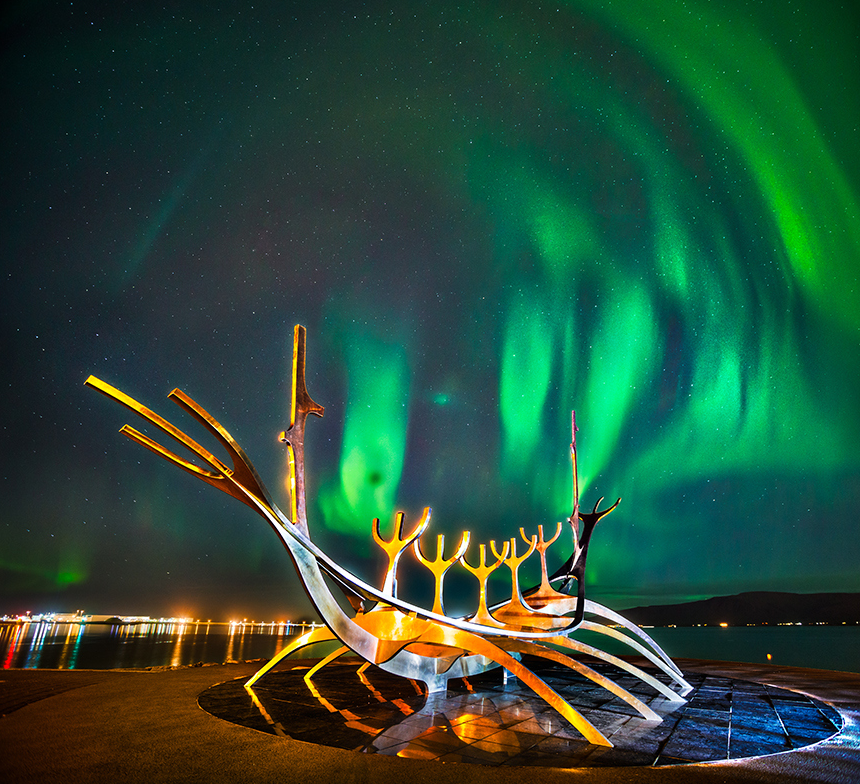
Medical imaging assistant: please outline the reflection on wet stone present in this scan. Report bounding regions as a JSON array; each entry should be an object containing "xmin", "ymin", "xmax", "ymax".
[{"xmin": 197, "ymin": 659, "xmax": 842, "ymax": 767}]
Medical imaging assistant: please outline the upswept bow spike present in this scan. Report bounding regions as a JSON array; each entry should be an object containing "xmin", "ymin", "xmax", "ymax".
[{"xmin": 84, "ymin": 376, "xmax": 274, "ymax": 512}]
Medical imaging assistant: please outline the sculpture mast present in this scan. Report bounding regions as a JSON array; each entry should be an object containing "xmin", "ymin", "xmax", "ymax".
[{"xmin": 279, "ymin": 325, "xmax": 324, "ymax": 537}]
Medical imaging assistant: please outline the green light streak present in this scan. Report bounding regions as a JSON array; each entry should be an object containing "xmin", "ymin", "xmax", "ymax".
[
  {"xmin": 120, "ymin": 140, "xmax": 215, "ymax": 290},
  {"xmin": 570, "ymin": 0, "xmax": 860, "ymax": 333},
  {"xmin": 0, "ymin": 556, "xmax": 88, "ymax": 591},
  {"xmin": 319, "ymin": 329, "xmax": 411, "ymax": 535},
  {"xmin": 580, "ymin": 282, "xmax": 659, "ymax": 491},
  {"xmin": 499, "ymin": 290, "xmax": 554, "ymax": 476},
  {"xmin": 526, "ymin": 190, "xmax": 601, "ymax": 283}
]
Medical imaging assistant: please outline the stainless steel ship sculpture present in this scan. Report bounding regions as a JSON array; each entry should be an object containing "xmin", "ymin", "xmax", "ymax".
[{"xmin": 86, "ymin": 325, "xmax": 691, "ymax": 747}]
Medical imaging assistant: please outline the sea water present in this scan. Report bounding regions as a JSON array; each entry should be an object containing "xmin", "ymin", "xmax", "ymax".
[
  {"xmin": 0, "ymin": 621, "xmax": 318, "ymax": 671},
  {"xmin": 2, "ymin": 621, "xmax": 859, "ymax": 673},
  {"xmin": 576, "ymin": 624, "xmax": 860, "ymax": 674}
]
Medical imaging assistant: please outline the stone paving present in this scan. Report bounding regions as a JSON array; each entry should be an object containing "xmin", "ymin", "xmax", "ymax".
[{"xmin": 198, "ymin": 658, "xmax": 842, "ymax": 767}]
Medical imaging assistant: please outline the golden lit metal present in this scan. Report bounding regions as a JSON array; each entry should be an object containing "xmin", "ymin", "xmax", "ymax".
[
  {"xmin": 86, "ymin": 324, "xmax": 692, "ymax": 748},
  {"xmin": 459, "ymin": 540, "xmax": 510, "ymax": 628},
  {"xmin": 412, "ymin": 531, "xmax": 470, "ymax": 616},
  {"xmin": 373, "ymin": 508, "xmax": 431, "ymax": 597}
]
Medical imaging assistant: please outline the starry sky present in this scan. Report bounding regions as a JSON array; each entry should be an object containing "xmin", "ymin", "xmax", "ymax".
[{"xmin": 3, "ymin": 0, "xmax": 859, "ymax": 622}]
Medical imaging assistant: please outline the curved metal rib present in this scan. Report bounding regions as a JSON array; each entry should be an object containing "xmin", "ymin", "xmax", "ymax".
[
  {"xmin": 245, "ymin": 625, "xmax": 336, "ymax": 687},
  {"xmin": 500, "ymin": 638, "xmax": 660, "ymax": 721}
]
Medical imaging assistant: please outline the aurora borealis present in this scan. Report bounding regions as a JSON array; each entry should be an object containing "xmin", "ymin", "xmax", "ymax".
[{"xmin": 2, "ymin": 1, "xmax": 859, "ymax": 622}]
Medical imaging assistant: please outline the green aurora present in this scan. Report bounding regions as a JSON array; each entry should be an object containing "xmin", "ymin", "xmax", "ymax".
[{"xmin": 2, "ymin": 0, "xmax": 858, "ymax": 619}]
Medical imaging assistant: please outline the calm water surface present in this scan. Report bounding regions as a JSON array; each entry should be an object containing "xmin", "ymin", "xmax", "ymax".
[
  {"xmin": 579, "ymin": 625, "xmax": 860, "ymax": 674},
  {"xmin": 2, "ymin": 622, "xmax": 859, "ymax": 673},
  {"xmin": 0, "ymin": 621, "xmax": 316, "ymax": 670}
]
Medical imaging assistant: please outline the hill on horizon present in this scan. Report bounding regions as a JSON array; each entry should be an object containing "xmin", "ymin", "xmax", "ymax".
[{"xmin": 620, "ymin": 591, "xmax": 860, "ymax": 627}]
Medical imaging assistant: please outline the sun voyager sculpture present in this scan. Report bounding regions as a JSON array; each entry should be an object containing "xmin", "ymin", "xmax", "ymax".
[{"xmin": 87, "ymin": 325, "xmax": 692, "ymax": 747}]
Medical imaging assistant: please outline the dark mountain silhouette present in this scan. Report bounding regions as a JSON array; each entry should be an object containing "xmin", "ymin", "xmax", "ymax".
[{"xmin": 621, "ymin": 592, "xmax": 860, "ymax": 627}]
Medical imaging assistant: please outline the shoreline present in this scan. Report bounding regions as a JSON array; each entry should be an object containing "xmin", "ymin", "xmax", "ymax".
[{"xmin": 4, "ymin": 651, "xmax": 859, "ymax": 676}]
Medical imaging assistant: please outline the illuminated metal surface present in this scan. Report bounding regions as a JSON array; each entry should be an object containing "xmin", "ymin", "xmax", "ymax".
[{"xmin": 86, "ymin": 324, "xmax": 692, "ymax": 747}]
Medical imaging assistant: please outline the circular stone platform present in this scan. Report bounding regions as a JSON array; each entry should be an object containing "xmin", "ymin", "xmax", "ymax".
[{"xmin": 198, "ymin": 659, "xmax": 842, "ymax": 767}]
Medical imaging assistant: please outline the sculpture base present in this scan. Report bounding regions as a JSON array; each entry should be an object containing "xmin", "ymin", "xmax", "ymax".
[{"xmin": 198, "ymin": 657, "xmax": 841, "ymax": 766}]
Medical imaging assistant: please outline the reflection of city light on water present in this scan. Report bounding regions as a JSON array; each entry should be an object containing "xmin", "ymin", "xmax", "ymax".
[
  {"xmin": 57, "ymin": 623, "xmax": 85, "ymax": 669},
  {"xmin": 111, "ymin": 623, "xmax": 129, "ymax": 668},
  {"xmin": 1, "ymin": 618, "xmax": 312, "ymax": 669},
  {"xmin": 2, "ymin": 625, "xmax": 25, "ymax": 669},
  {"xmin": 226, "ymin": 622, "xmax": 238, "ymax": 663},
  {"xmin": 171, "ymin": 622, "xmax": 187, "ymax": 668},
  {"xmin": 24, "ymin": 621, "xmax": 50, "ymax": 669}
]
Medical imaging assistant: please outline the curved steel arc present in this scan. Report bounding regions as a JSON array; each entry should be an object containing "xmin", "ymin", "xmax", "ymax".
[
  {"xmin": 508, "ymin": 584, "xmax": 689, "ymax": 688},
  {"xmin": 245, "ymin": 625, "xmax": 336, "ymax": 687},
  {"xmin": 573, "ymin": 599, "xmax": 689, "ymax": 687},
  {"xmin": 86, "ymin": 323, "xmax": 690, "ymax": 747},
  {"xmin": 500, "ymin": 639, "xmax": 660, "ymax": 721},
  {"xmin": 239, "ymin": 484, "xmax": 584, "ymax": 639},
  {"xmin": 577, "ymin": 619, "xmax": 691, "ymax": 689},
  {"xmin": 547, "ymin": 635, "xmax": 686, "ymax": 703},
  {"xmin": 483, "ymin": 588, "xmax": 689, "ymax": 695},
  {"xmin": 304, "ymin": 646, "xmax": 351, "ymax": 680},
  {"xmin": 406, "ymin": 623, "xmax": 612, "ymax": 747},
  {"xmin": 262, "ymin": 491, "xmax": 582, "ymax": 641},
  {"xmin": 580, "ymin": 599, "xmax": 688, "ymax": 683},
  {"xmin": 512, "ymin": 592, "xmax": 691, "ymax": 693}
]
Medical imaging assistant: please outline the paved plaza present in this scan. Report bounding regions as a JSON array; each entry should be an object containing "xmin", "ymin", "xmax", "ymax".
[
  {"xmin": 2, "ymin": 657, "xmax": 859, "ymax": 783},
  {"xmin": 201, "ymin": 658, "xmax": 842, "ymax": 767}
]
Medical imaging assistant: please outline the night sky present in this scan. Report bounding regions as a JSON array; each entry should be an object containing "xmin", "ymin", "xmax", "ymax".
[{"xmin": 3, "ymin": 1, "xmax": 859, "ymax": 623}]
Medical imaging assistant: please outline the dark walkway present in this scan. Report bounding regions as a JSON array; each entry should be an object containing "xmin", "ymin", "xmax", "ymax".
[{"xmin": 2, "ymin": 658, "xmax": 859, "ymax": 783}]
